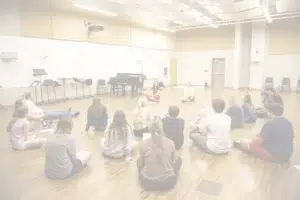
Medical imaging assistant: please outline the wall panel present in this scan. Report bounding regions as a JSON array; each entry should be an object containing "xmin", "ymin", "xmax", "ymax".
[
  {"xmin": 19, "ymin": 11, "xmax": 174, "ymax": 50},
  {"xmin": 175, "ymin": 26, "xmax": 235, "ymax": 52}
]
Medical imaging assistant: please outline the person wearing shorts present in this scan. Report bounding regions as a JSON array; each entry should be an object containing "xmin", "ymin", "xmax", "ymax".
[{"xmin": 234, "ymin": 103, "xmax": 294, "ymax": 163}]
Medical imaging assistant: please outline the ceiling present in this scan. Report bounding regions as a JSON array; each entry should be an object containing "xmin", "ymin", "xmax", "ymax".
[{"xmin": 16, "ymin": 0, "xmax": 300, "ymax": 32}]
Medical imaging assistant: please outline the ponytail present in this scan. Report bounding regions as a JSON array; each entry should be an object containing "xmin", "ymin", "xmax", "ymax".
[{"xmin": 148, "ymin": 117, "xmax": 164, "ymax": 163}]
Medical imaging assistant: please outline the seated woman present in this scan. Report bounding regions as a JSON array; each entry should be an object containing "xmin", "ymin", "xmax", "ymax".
[
  {"xmin": 133, "ymin": 99, "xmax": 151, "ymax": 137},
  {"xmin": 137, "ymin": 117, "xmax": 182, "ymax": 191},
  {"xmin": 162, "ymin": 106, "xmax": 185, "ymax": 150},
  {"xmin": 190, "ymin": 99, "xmax": 232, "ymax": 154},
  {"xmin": 102, "ymin": 110, "xmax": 134, "ymax": 159},
  {"xmin": 234, "ymin": 103, "xmax": 293, "ymax": 163},
  {"xmin": 146, "ymin": 81, "xmax": 160, "ymax": 103},
  {"xmin": 242, "ymin": 94, "xmax": 257, "ymax": 124},
  {"xmin": 226, "ymin": 96, "xmax": 244, "ymax": 129},
  {"xmin": 181, "ymin": 82, "xmax": 195, "ymax": 103},
  {"xmin": 45, "ymin": 118, "xmax": 92, "ymax": 179},
  {"xmin": 85, "ymin": 98, "xmax": 108, "ymax": 132},
  {"xmin": 7, "ymin": 106, "xmax": 46, "ymax": 151}
]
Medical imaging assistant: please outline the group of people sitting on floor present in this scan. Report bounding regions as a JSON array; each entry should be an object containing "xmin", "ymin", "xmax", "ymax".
[{"xmin": 6, "ymin": 88, "xmax": 294, "ymax": 191}]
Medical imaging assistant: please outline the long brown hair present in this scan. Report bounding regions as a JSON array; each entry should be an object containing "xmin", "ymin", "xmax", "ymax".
[
  {"xmin": 148, "ymin": 117, "xmax": 164, "ymax": 163},
  {"xmin": 7, "ymin": 106, "xmax": 28, "ymax": 132},
  {"xmin": 107, "ymin": 110, "xmax": 129, "ymax": 144}
]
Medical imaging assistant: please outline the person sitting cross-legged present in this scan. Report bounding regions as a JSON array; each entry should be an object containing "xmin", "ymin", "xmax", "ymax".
[
  {"xmin": 181, "ymin": 82, "xmax": 195, "ymax": 103},
  {"xmin": 137, "ymin": 117, "xmax": 182, "ymax": 191},
  {"xmin": 101, "ymin": 110, "xmax": 135, "ymax": 159},
  {"xmin": 8, "ymin": 106, "xmax": 47, "ymax": 151},
  {"xmin": 234, "ymin": 103, "xmax": 293, "ymax": 163},
  {"xmin": 132, "ymin": 99, "xmax": 151, "ymax": 137},
  {"xmin": 45, "ymin": 118, "xmax": 92, "ymax": 179},
  {"xmin": 226, "ymin": 96, "xmax": 244, "ymax": 129},
  {"xmin": 190, "ymin": 98, "xmax": 232, "ymax": 154},
  {"xmin": 162, "ymin": 106, "xmax": 185, "ymax": 150},
  {"xmin": 85, "ymin": 98, "xmax": 108, "ymax": 132}
]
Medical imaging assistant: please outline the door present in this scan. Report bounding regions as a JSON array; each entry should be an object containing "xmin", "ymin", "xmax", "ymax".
[{"xmin": 211, "ymin": 58, "xmax": 225, "ymax": 90}]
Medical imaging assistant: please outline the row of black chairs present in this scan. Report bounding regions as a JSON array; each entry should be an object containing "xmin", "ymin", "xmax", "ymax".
[{"xmin": 264, "ymin": 77, "xmax": 300, "ymax": 92}]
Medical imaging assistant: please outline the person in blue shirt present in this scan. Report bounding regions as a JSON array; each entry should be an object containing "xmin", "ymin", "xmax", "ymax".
[{"xmin": 234, "ymin": 103, "xmax": 293, "ymax": 163}]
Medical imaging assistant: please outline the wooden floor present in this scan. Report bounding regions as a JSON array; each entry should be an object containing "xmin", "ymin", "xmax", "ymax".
[{"xmin": 1, "ymin": 88, "xmax": 300, "ymax": 200}]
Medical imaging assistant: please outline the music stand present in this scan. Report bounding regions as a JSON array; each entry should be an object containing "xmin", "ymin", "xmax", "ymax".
[{"xmin": 33, "ymin": 69, "xmax": 48, "ymax": 104}]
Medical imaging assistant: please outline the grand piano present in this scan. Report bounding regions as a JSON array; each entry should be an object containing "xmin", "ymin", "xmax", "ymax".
[{"xmin": 109, "ymin": 73, "xmax": 146, "ymax": 97}]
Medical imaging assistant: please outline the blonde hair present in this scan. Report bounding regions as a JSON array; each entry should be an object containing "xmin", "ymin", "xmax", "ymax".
[{"xmin": 148, "ymin": 117, "xmax": 165, "ymax": 163}]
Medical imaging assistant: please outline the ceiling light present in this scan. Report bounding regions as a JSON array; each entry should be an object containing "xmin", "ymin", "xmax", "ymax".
[
  {"xmin": 261, "ymin": 4, "xmax": 273, "ymax": 23},
  {"xmin": 74, "ymin": 4, "xmax": 118, "ymax": 17}
]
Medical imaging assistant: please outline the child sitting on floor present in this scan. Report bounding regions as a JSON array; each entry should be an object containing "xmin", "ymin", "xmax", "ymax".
[
  {"xmin": 181, "ymin": 82, "xmax": 195, "ymax": 103},
  {"xmin": 133, "ymin": 99, "xmax": 151, "ymax": 137},
  {"xmin": 101, "ymin": 110, "xmax": 135, "ymax": 159},
  {"xmin": 226, "ymin": 96, "xmax": 244, "ymax": 129},
  {"xmin": 162, "ymin": 106, "xmax": 185, "ymax": 150},
  {"xmin": 137, "ymin": 117, "xmax": 182, "ymax": 191},
  {"xmin": 190, "ymin": 99, "xmax": 232, "ymax": 154},
  {"xmin": 85, "ymin": 98, "xmax": 108, "ymax": 132},
  {"xmin": 45, "ymin": 117, "xmax": 92, "ymax": 179},
  {"xmin": 234, "ymin": 103, "xmax": 293, "ymax": 163},
  {"xmin": 8, "ymin": 106, "xmax": 46, "ymax": 151},
  {"xmin": 146, "ymin": 81, "xmax": 160, "ymax": 103}
]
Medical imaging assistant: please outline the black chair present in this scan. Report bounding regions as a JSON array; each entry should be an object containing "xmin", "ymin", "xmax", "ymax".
[
  {"xmin": 264, "ymin": 77, "xmax": 274, "ymax": 90},
  {"xmin": 297, "ymin": 79, "xmax": 300, "ymax": 94},
  {"xmin": 97, "ymin": 79, "xmax": 107, "ymax": 95},
  {"xmin": 281, "ymin": 78, "xmax": 291, "ymax": 92},
  {"xmin": 86, "ymin": 79, "xmax": 93, "ymax": 97}
]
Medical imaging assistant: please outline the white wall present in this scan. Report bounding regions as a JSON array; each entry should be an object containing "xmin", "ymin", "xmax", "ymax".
[
  {"xmin": 176, "ymin": 50, "xmax": 234, "ymax": 87},
  {"xmin": 265, "ymin": 54, "xmax": 300, "ymax": 90},
  {"xmin": 250, "ymin": 22, "xmax": 268, "ymax": 89},
  {"xmin": 0, "ymin": 35, "xmax": 171, "ymax": 88}
]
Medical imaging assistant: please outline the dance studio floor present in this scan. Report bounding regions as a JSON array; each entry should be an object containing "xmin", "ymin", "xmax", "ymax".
[{"xmin": 1, "ymin": 87, "xmax": 300, "ymax": 200}]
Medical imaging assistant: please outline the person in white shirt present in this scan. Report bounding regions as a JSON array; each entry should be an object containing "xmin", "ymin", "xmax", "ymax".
[
  {"xmin": 181, "ymin": 82, "xmax": 195, "ymax": 103},
  {"xmin": 190, "ymin": 99, "xmax": 232, "ymax": 154},
  {"xmin": 23, "ymin": 93, "xmax": 44, "ymax": 120},
  {"xmin": 133, "ymin": 99, "xmax": 151, "ymax": 137}
]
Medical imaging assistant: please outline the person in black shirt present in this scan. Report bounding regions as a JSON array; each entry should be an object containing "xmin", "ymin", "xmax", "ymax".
[
  {"xmin": 85, "ymin": 98, "xmax": 108, "ymax": 132},
  {"xmin": 226, "ymin": 96, "xmax": 244, "ymax": 129},
  {"xmin": 234, "ymin": 103, "xmax": 293, "ymax": 163},
  {"xmin": 162, "ymin": 106, "xmax": 185, "ymax": 150}
]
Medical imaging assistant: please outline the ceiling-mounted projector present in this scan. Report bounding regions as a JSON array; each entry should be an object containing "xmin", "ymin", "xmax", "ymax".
[{"xmin": 84, "ymin": 21, "xmax": 104, "ymax": 32}]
